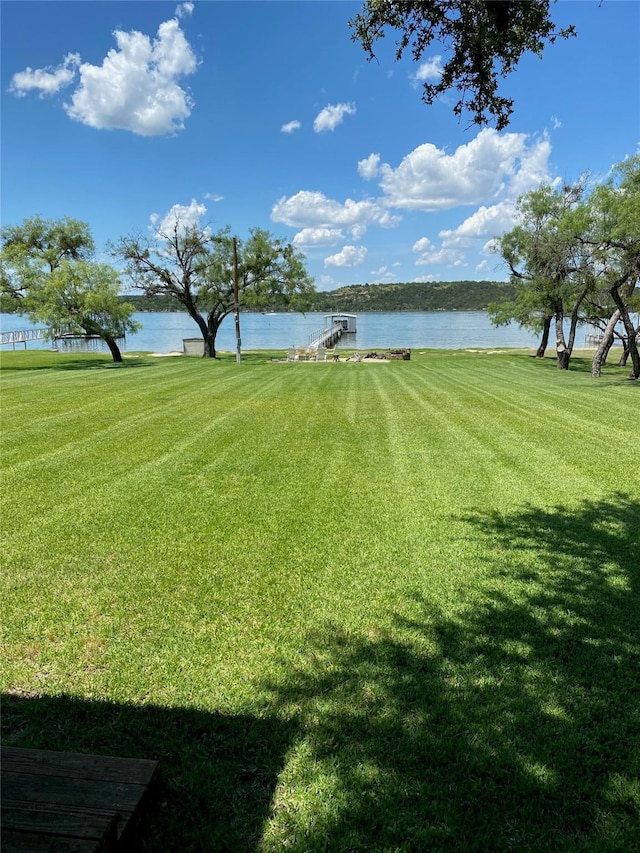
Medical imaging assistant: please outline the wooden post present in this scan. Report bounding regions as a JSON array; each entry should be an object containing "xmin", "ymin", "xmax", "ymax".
[{"xmin": 233, "ymin": 237, "xmax": 241, "ymax": 364}]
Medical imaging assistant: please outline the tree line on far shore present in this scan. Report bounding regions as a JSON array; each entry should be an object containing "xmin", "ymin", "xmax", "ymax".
[{"xmin": 114, "ymin": 280, "xmax": 518, "ymax": 315}]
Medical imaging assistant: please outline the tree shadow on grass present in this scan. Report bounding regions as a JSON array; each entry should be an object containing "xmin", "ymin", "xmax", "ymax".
[
  {"xmin": 3, "ymin": 495, "xmax": 638, "ymax": 851},
  {"xmin": 1, "ymin": 693, "xmax": 296, "ymax": 851},
  {"xmin": 0, "ymin": 355, "xmax": 157, "ymax": 372},
  {"xmin": 260, "ymin": 493, "xmax": 640, "ymax": 851}
]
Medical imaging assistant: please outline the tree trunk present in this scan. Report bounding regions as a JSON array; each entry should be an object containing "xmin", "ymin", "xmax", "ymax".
[
  {"xmin": 103, "ymin": 334, "xmax": 124, "ymax": 363},
  {"xmin": 81, "ymin": 318, "xmax": 123, "ymax": 363},
  {"xmin": 536, "ymin": 315, "xmax": 552, "ymax": 358},
  {"xmin": 204, "ymin": 331, "xmax": 217, "ymax": 358},
  {"xmin": 205, "ymin": 312, "xmax": 227, "ymax": 359},
  {"xmin": 178, "ymin": 302, "xmax": 211, "ymax": 357},
  {"xmin": 618, "ymin": 345, "xmax": 629, "ymax": 367},
  {"xmin": 555, "ymin": 306, "xmax": 570, "ymax": 370},
  {"xmin": 602, "ymin": 335, "xmax": 615, "ymax": 364},
  {"xmin": 592, "ymin": 309, "xmax": 621, "ymax": 377},
  {"xmin": 560, "ymin": 286, "xmax": 589, "ymax": 371},
  {"xmin": 610, "ymin": 286, "xmax": 640, "ymax": 380},
  {"xmin": 556, "ymin": 345, "xmax": 571, "ymax": 370},
  {"xmin": 568, "ymin": 288, "xmax": 588, "ymax": 355}
]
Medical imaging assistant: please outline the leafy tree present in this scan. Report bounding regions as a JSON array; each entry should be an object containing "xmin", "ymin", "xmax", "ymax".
[
  {"xmin": 349, "ymin": 0, "xmax": 575, "ymax": 129},
  {"xmin": 114, "ymin": 222, "xmax": 314, "ymax": 358},
  {"xmin": 1, "ymin": 216, "xmax": 138, "ymax": 363},
  {"xmin": 585, "ymin": 155, "xmax": 640, "ymax": 379},
  {"xmin": 491, "ymin": 158, "xmax": 640, "ymax": 378},
  {"xmin": 1, "ymin": 215, "xmax": 95, "ymax": 293},
  {"xmin": 490, "ymin": 181, "xmax": 593, "ymax": 369},
  {"xmin": 581, "ymin": 295, "xmax": 635, "ymax": 370},
  {"xmin": 25, "ymin": 261, "xmax": 140, "ymax": 363}
]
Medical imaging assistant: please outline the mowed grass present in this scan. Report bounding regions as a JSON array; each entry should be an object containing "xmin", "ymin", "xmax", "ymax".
[{"xmin": 1, "ymin": 348, "xmax": 638, "ymax": 851}]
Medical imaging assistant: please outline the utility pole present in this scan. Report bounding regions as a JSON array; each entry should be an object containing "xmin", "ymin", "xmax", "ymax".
[{"xmin": 233, "ymin": 236, "xmax": 241, "ymax": 364}]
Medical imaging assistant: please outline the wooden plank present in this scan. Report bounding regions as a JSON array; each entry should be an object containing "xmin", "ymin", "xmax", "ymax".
[
  {"xmin": 1, "ymin": 828, "xmax": 104, "ymax": 852},
  {"xmin": 1, "ymin": 748, "xmax": 158, "ymax": 850},
  {"xmin": 2, "ymin": 800, "xmax": 118, "ymax": 843},
  {"xmin": 3, "ymin": 771, "xmax": 142, "ymax": 814},
  {"xmin": 2, "ymin": 747, "xmax": 158, "ymax": 787}
]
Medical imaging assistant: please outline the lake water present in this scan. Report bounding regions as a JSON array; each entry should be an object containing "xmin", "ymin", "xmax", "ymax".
[{"xmin": 1, "ymin": 310, "xmax": 561, "ymax": 354}]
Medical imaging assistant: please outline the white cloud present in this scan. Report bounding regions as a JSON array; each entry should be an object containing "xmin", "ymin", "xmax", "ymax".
[
  {"xmin": 413, "ymin": 237, "xmax": 432, "ymax": 253},
  {"xmin": 415, "ymin": 245, "xmax": 467, "ymax": 267},
  {"xmin": 370, "ymin": 265, "xmax": 396, "ymax": 283},
  {"xmin": 411, "ymin": 56, "xmax": 443, "ymax": 85},
  {"xmin": 413, "ymin": 204, "xmax": 515, "ymax": 272},
  {"xmin": 318, "ymin": 274, "xmax": 338, "ymax": 291},
  {"xmin": 438, "ymin": 200, "xmax": 516, "ymax": 242},
  {"xmin": 413, "ymin": 274, "xmax": 440, "ymax": 283},
  {"xmin": 175, "ymin": 2, "xmax": 194, "ymax": 18},
  {"xmin": 475, "ymin": 260, "xmax": 490, "ymax": 275},
  {"xmin": 292, "ymin": 228, "xmax": 344, "ymax": 247},
  {"xmin": 203, "ymin": 192, "xmax": 224, "ymax": 202},
  {"xmin": 378, "ymin": 128, "xmax": 552, "ymax": 211},
  {"xmin": 65, "ymin": 18, "xmax": 197, "ymax": 135},
  {"xmin": 413, "ymin": 236, "xmax": 466, "ymax": 267},
  {"xmin": 10, "ymin": 52, "xmax": 80, "ymax": 97},
  {"xmin": 313, "ymin": 102, "xmax": 356, "ymax": 132},
  {"xmin": 271, "ymin": 190, "xmax": 399, "ymax": 237},
  {"xmin": 350, "ymin": 223, "xmax": 368, "ymax": 241},
  {"xmin": 358, "ymin": 153, "xmax": 381, "ymax": 180},
  {"xmin": 151, "ymin": 199, "xmax": 208, "ymax": 237},
  {"xmin": 483, "ymin": 238, "xmax": 501, "ymax": 255},
  {"xmin": 509, "ymin": 134, "xmax": 552, "ymax": 198},
  {"xmin": 273, "ymin": 127, "xmax": 555, "ymax": 276},
  {"xmin": 551, "ymin": 115, "xmax": 562, "ymax": 129},
  {"xmin": 324, "ymin": 245, "xmax": 367, "ymax": 268},
  {"xmin": 281, "ymin": 119, "xmax": 301, "ymax": 133}
]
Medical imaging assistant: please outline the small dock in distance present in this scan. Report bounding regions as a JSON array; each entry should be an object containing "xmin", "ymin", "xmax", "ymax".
[
  {"xmin": 0, "ymin": 328, "xmax": 46, "ymax": 350},
  {"xmin": 308, "ymin": 313, "xmax": 357, "ymax": 349}
]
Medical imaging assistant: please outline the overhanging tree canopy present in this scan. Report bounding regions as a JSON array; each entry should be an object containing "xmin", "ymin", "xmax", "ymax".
[{"xmin": 350, "ymin": 0, "xmax": 576, "ymax": 129}]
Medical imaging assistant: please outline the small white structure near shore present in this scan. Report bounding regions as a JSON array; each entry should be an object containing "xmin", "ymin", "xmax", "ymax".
[{"xmin": 183, "ymin": 338, "xmax": 205, "ymax": 356}]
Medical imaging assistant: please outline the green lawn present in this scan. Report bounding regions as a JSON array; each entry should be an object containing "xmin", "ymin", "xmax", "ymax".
[{"xmin": 1, "ymin": 348, "xmax": 638, "ymax": 851}]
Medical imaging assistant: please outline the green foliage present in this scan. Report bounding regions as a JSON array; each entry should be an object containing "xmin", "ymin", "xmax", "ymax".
[
  {"xmin": 115, "ymin": 293, "xmax": 177, "ymax": 312},
  {"xmin": 350, "ymin": 0, "xmax": 576, "ymax": 129},
  {"xmin": 26, "ymin": 260, "xmax": 140, "ymax": 341},
  {"xmin": 114, "ymin": 223, "xmax": 314, "ymax": 356},
  {"xmin": 310, "ymin": 279, "xmax": 515, "ymax": 312},
  {"xmin": 1, "ymin": 215, "xmax": 95, "ymax": 306},
  {"xmin": 1, "ymin": 215, "xmax": 94, "ymax": 277},
  {"xmin": 492, "ymin": 156, "xmax": 640, "ymax": 374},
  {"xmin": 1, "ymin": 351, "xmax": 638, "ymax": 849},
  {"xmin": 117, "ymin": 280, "xmax": 516, "ymax": 314},
  {"xmin": 1, "ymin": 217, "xmax": 137, "ymax": 362},
  {"xmin": 489, "ymin": 168, "xmax": 640, "ymax": 377}
]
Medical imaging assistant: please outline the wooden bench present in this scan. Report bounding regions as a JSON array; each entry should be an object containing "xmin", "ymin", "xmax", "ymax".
[{"xmin": 1, "ymin": 747, "xmax": 159, "ymax": 852}]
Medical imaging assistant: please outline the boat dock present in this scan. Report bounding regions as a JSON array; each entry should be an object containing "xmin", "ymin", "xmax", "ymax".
[
  {"xmin": 308, "ymin": 313, "xmax": 357, "ymax": 348},
  {"xmin": 1, "ymin": 328, "xmax": 118, "ymax": 351},
  {"xmin": 0, "ymin": 328, "xmax": 46, "ymax": 349}
]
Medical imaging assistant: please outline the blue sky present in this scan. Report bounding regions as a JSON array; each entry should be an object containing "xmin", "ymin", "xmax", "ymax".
[{"xmin": 2, "ymin": 1, "xmax": 639, "ymax": 291}]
